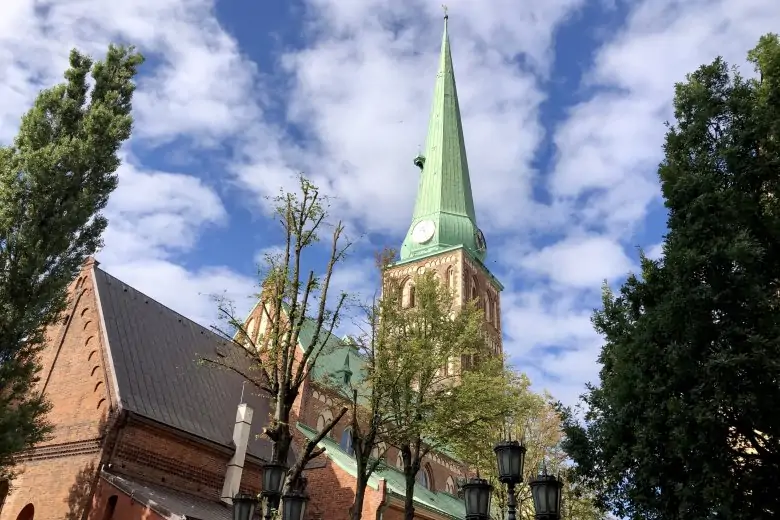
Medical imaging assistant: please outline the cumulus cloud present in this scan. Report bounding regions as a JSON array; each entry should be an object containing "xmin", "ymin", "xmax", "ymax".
[
  {"xmin": 520, "ymin": 236, "xmax": 635, "ymax": 289},
  {"xmin": 0, "ymin": 0, "xmax": 260, "ymax": 326}
]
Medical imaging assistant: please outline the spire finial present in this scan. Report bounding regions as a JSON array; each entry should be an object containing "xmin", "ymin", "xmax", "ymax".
[{"xmin": 442, "ymin": 4, "xmax": 448, "ymax": 19}]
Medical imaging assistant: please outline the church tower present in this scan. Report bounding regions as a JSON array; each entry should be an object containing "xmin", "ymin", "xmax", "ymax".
[{"xmin": 386, "ymin": 14, "xmax": 503, "ymax": 363}]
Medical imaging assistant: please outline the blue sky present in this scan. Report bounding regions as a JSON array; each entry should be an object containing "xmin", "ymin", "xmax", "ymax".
[{"xmin": 1, "ymin": 0, "xmax": 778, "ymax": 405}]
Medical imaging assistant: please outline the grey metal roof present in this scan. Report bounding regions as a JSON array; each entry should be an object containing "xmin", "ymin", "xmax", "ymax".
[
  {"xmin": 94, "ymin": 267, "xmax": 281, "ymax": 462},
  {"xmin": 101, "ymin": 471, "xmax": 233, "ymax": 520}
]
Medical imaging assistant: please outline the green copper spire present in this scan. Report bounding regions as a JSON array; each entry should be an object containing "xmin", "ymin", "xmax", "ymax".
[{"xmin": 400, "ymin": 14, "xmax": 486, "ymax": 263}]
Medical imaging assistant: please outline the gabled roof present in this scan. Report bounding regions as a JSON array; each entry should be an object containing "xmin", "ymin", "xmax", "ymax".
[
  {"xmin": 94, "ymin": 267, "xmax": 285, "ymax": 463},
  {"xmin": 297, "ymin": 423, "xmax": 465, "ymax": 520}
]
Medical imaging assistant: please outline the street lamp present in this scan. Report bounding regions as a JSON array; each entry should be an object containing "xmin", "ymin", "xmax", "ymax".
[
  {"xmin": 232, "ymin": 493, "xmax": 259, "ymax": 520},
  {"xmin": 529, "ymin": 473, "xmax": 564, "ymax": 520},
  {"xmin": 462, "ymin": 476, "xmax": 493, "ymax": 520},
  {"xmin": 261, "ymin": 463, "xmax": 288, "ymax": 520},
  {"xmin": 494, "ymin": 440, "xmax": 526, "ymax": 520},
  {"xmin": 281, "ymin": 489, "xmax": 309, "ymax": 520}
]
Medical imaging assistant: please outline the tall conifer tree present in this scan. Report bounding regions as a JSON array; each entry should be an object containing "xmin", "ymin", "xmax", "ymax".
[{"xmin": 0, "ymin": 45, "xmax": 144, "ymax": 481}]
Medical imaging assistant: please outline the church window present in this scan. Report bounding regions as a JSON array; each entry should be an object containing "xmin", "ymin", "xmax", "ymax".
[
  {"xmin": 396, "ymin": 452, "xmax": 404, "ymax": 469},
  {"xmin": 471, "ymin": 276, "xmax": 479, "ymax": 302},
  {"xmin": 485, "ymin": 294, "xmax": 492, "ymax": 322},
  {"xmin": 446, "ymin": 266, "xmax": 457, "ymax": 294},
  {"xmin": 340, "ymin": 428, "xmax": 354, "ymax": 455},
  {"xmin": 417, "ymin": 465, "xmax": 434, "ymax": 490},
  {"xmin": 403, "ymin": 279, "xmax": 416, "ymax": 308}
]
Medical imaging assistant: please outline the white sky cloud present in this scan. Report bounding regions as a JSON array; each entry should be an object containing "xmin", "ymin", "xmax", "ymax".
[
  {"xmin": 520, "ymin": 236, "xmax": 635, "ymax": 289},
  {"xmin": 1, "ymin": 0, "xmax": 778, "ymax": 406}
]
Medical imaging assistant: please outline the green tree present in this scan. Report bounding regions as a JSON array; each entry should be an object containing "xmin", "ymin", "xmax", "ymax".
[
  {"xmin": 205, "ymin": 175, "xmax": 351, "ymax": 496},
  {"xmin": 561, "ymin": 34, "xmax": 780, "ymax": 520},
  {"xmin": 372, "ymin": 268, "xmax": 515, "ymax": 520},
  {"xmin": 329, "ymin": 250, "xmax": 395, "ymax": 520},
  {"xmin": 0, "ymin": 45, "xmax": 143, "ymax": 482},
  {"xmin": 466, "ymin": 384, "xmax": 606, "ymax": 520}
]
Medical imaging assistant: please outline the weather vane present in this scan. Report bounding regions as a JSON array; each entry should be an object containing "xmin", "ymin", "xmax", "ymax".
[{"xmin": 442, "ymin": 4, "xmax": 448, "ymax": 18}]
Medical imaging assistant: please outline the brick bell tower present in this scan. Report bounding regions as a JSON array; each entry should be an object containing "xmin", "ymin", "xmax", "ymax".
[{"xmin": 385, "ymin": 13, "xmax": 503, "ymax": 373}]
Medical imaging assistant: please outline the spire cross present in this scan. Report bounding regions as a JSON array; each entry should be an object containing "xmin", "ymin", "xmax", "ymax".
[{"xmin": 442, "ymin": 4, "xmax": 448, "ymax": 19}]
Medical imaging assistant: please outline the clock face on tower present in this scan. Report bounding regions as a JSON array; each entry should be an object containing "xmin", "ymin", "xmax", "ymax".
[{"xmin": 412, "ymin": 220, "xmax": 436, "ymax": 244}]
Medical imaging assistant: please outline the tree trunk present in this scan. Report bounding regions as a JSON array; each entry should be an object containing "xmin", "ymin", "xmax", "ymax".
[
  {"xmin": 404, "ymin": 470, "xmax": 416, "ymax": 520},
  {"xmin": 351, "ymin": 463, "xmax": 369, "ymax": 520}
]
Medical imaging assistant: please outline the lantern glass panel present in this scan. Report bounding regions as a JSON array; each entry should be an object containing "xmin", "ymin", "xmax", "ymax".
[
  {"xmin": 530, "ymin": 475, "xmax": 563, "ymax": 518},
  {"xmin": 282, "ymin": 493, "xmax": 308, "ymax": 520},
  {"xmin": 262, "ymin": 463, "xmax": 288, "ymax": 497},
  {"xmin": 232, "ymin": 494, "xmax": 258, "ymax": 520},
  {"xmin": 494, "ymin": 441, "xmax": 525, "ymax": 485},
  {"xmin": 462, "ymin": 478, "xmax": 493, "ymax": 519}
]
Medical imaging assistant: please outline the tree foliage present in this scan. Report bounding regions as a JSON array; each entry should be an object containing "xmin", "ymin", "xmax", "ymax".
[
  {"xmin": 561, "ymin": 33, "xmax": 780, "ymax": 520},
  {"xmin": 372, "ymin": 266, "xmax": 515, "ymax": 520},
  {"xmin": 464, "ymin": 380, "xmax": 606, "ymax": 520},
  {"xmin": 205, "ymin": 175, "xmax": 350, "ymax": 495},
  {"xmin": 0, "ymin": 45, "xmax": 143, "ymax": 482}
]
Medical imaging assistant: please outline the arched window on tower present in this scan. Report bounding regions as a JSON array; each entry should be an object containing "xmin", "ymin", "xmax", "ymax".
[
  {"xmin": 340, "ymin": 428, "xmax": 354, "ymax": 456},
  {"xmin": 403, "ymin": 279, "xmax": 416, "ymax": 308},
  {"xmin": 485, "ymin": 294, "xmax": 492, "ymax": 322},
  {"xmin": 446, "ymin": 266, "xmax": 457, "ymax": 295},
  {"xmin": 471, "ymin": 276, "xmax": 479, "ymax": 302}
]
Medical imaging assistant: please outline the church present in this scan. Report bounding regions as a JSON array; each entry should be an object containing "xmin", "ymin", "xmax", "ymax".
[{"xmin": 0, "ymin": 14, "xmax": 504, "ymax": 520}]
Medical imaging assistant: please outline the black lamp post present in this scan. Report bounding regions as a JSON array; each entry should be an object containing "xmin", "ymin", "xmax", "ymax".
[
  {"xmin": 261, "ymin": 463, "xmax": 288, "ymax": 520},
  {"xmin": 462, "ymin": 476, "xmax": 493, "ymax": 520},
  {"xmin": 529, "ymin": 473, "xmax": 564, "ymax": 520},
  {"xmin": 232, "ymin": 493, "xmax": 259, "ymax": 520},
  {"xmin": 281, "ymin": 489, "xmax": 309, "ymax": 520},
  {"xmin": 494, "ymin": 440, "xmax": 526, "ymax": 520}
]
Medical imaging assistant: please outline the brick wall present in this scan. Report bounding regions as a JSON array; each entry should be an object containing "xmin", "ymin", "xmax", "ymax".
[
  {"xmin": 302, "ymin": 457, "xmax": 386, "ymax": 520},
  {"xmin": 89, "ymin": 480, "xmax": 166, "ymax": 520},
  {"xmin": 110, "ymin": 419, "xmax": 263, "ymax": 500},
  {"xmin": 37, "ymin": 265, "xmax": 114, "ymax": 444},
  {"xmin": 0, "ymin": 452, "xmax": 103, "ymax": 520},
  {"xmin": 1, "ymin": 263, "xmax": 114, "ymax": 520},
  {"xmin": 301, "ymin": 383, "xmax": 464, "ymax": 495}
]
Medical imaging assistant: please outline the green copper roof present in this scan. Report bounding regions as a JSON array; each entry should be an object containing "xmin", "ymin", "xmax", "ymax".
[
  {"xmin": 400, "ymin": 16, "xmax": 486, "ymax": 263},
  {"xmin": 297, "ymin": 422, "xmax": 465, "ymax": 519}
]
